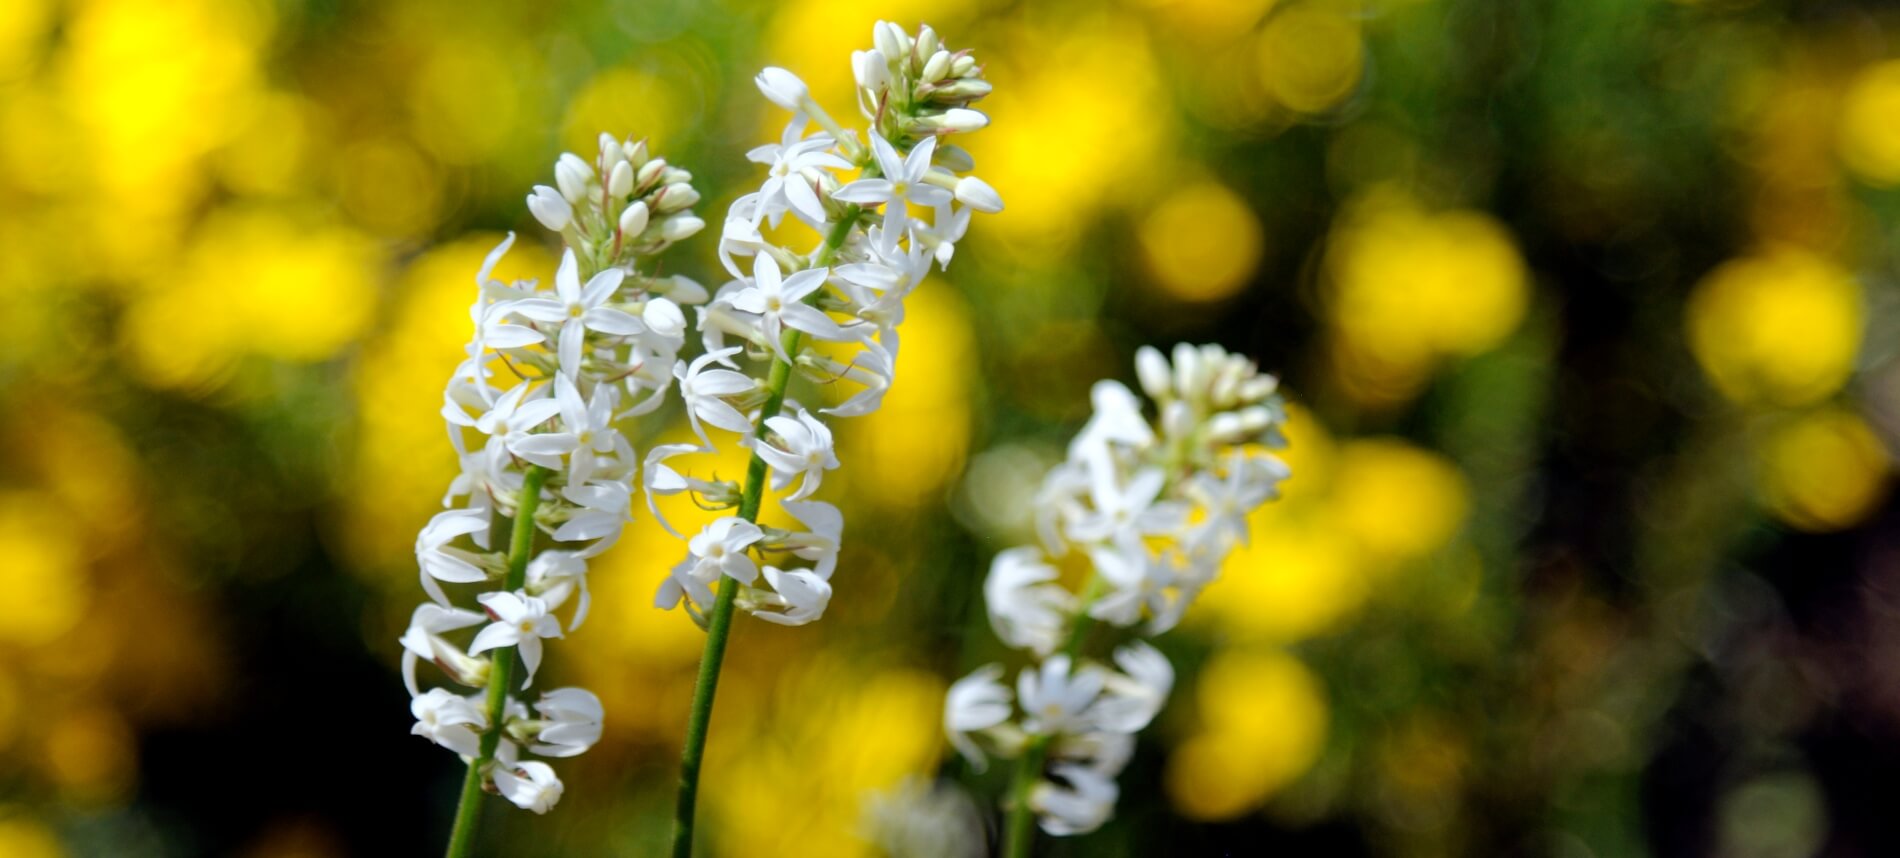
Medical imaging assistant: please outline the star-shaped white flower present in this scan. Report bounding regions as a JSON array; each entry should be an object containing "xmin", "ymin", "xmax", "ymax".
[
  {"xmin": 1017, "ymin": 655, "xmax": 1103, "ymax": 737},
  {"xmin": 673, "ymin": 346, "xmax": 756, "ymax": 448},
  {"xmin": 474, "ymin": 381, "xmax": 563, "ymax": 467},
  {"xmin": 729, "ymin": 255, "xmax": 848, "ymax": 362},
  {"xmin": 410, "ymin": 688, "xmax": 487, "ymax": 759},
  {"xmin": 746, "ymin": 124, "xmax": 851, "ymax": 226},
  {"xmin": 469, "ymin": 591, "xmax": 563, "ymax": 689},
  {"xmin": 833, "ymin": 132, "xmax": 952, "ymax": 250},
  {"xmin": 507, "ymin": 249, "xmax": 645, "ymax": 377}
]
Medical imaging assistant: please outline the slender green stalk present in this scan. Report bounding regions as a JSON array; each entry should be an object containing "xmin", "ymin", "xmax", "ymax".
[
  {"xmin": 1000, "ymin": 573, "xmax": 1105, "ymax": 858},
  {"xmin": 668, "ymin": 204, "xmax": 865, "ymax": 858},
  {"xmin": 445, "ymin": 465, "xmax": 552, "ymax": 858}
]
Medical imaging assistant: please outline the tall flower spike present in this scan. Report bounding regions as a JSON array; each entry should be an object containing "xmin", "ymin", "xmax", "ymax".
[
  {"xmin": 666, "ymin": 21, "xmax": 1001, "ymax": 858},
  {"xmin": 946, "ymin": 344, "xmax": 1290, "ymax": 852},
  {"xmin": 417, "ymin": 135, "xmax": 706, "ymax": 857}
]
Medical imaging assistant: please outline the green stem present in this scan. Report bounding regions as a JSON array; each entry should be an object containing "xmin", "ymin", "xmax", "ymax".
[
  {"xmin": 1000, "ymin": 573, "xmax": 1105, "ymax": 858},
  {"xmin": 444, "ymin": 465, "xmax": 552, "ymax": 858},
  {"xmin": 668, "ymin": 203, "xmax": 865, "ymax": 858}
]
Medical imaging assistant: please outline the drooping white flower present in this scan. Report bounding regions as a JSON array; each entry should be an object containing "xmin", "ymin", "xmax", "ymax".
[
  {"xmin": 527, "ymin": 185, "xmax": 572, "ymax": 232},
  {"xmin": 674, "ymin": 347, "xmax": 756, "ymax": 448},
  {"xmin": 530, "ymin": 688, "xmax": 604, "ymax": 758},
  {"xmin": 755, "ymin": 66, "xmax": 811, "ymax": 113},
  {"xmin": 1090, "ymin": 642, "xmax": 1174, "ymax": 734},
  {"xmin": 475, "ymin": 382, "xmax": 564, "ymax": 466},
  {"xmin": 416, "ymin": 507, "xmax": 493, "ymax": 606},
  {"xmin": 469, "ymin": 591, "xmax": 563, "ymax": 689},
  {"xmin": 944, "ymin": 664, "xmax": 1013, "ymax": 771},
  {"xmin": 525, "ymin": 550, "xmax": 591, "ymax": 631},
  {"xmin": 984, "ymin": 547, "xmax": 1075, "ymax": 656},
  {"xmin": 1030, "ymin": 763, "xmax": 1118, "ymax": 836},
  {"xmin": 411, "ymin": 688, "xmax": 487, "ymax": 759},
  {"xmin": 755, "ymin": 408, "xmax": 840, "ymax": 501},
  {"xmin": 400, "ymin": 603, "xmax": 488, "ymax": 695},
  {"xmin": 494, "ymin": 760, "xmax": 564, "ymax": 814},
  {"xmin": 748, "ymin": 565, "xmax": 833, "ymax": 626},
  {"xmin": 780, "ymin": 499, "xmax": 843, "ymax": 579}
]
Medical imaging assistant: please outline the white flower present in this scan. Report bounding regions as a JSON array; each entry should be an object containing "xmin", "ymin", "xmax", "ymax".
[
  {"xmin": 655, "ymin": 517, "xmax": 763, "ymax": 609},
  {"xmin": 1083, "ymin": 544, "xmax": 1171, "ymax": 628},
  {"xmin": 1065, "ymin": 458, "xmax": 1184, "ymax": 559},
  {"xmin": 755, "ymin": 66, "xmax": 811, "ymax": 112},
  {"xmin": 411, "ymin": 688, "xmax": 487, "ymax": 759},
  {"xmin": 475, "ymin": 381, "xmax": 563, "ymax": 466},
  {"xmin": 1069, "ymin": 381, "xmax": 1155, "ymax": 461},
  {"xmin": 527, "ymin": 185, "xmax": 572, "ymax": 232},
  {"xmin": 984, "ymin": 547, "xmax": 1075, "ymax": 656},
  {"xmin": 1030, "ymin": 763, "xmax": 1118, "ymax": 836},
  {"xmin": 1017, "ymin": 656, "xmax": 1103, "ymax": 737},
  {"xmin": 399, "ymin": 603, "xmax": 487, "ymax": 695},
  {"xmin": 554, "ymin": 153, "xmax": 592, "ymax": 204},
  {"xmin": 1191, "ymin": 449, "xmax": 1289, "ymax": 551},
  {"xmin": 469, "ymin": 591, "xmax": 563, "ymax": 689},
  {"xmin": 642, "ymin": 442, "xmax": 718, "ymax": 538},
  {"xmin": 747, "ymin": 566, "xmax": 832, "ymax": 626},
  {"xmin": 552, "ymin": 480, "xmax": 630, "ymax": 551},
  {"xmin": 507, "ymin": 249, "xmax": 644, "ymax": 376},
  {"xmin": 729, "ymin": 255, "xmax": 849, "ymax": 361},
  {"xmin": 416, "ymin": 507, "xmax": 493, "ymax": 606},
  {"xmin": 746, "ymin": 125, "xmax": 850, "ymax": 225},
  {"xmin": 525, "ymin": 550, "xmax": 591, "ymax": 630},
  {"xmin": 755, "ymin": 409, "xmax": 840, "ymax": 501},
  {"xmin": 944, "ymin": 664, "xmax": 1013, "ymax": 770},
  {"xmin": 674, "ymin": 347, "xmax": 756, "ymax": 447},
  {"xmin": 494, "ymin": 760, "xmax": 564, "ymax": 814},
  {"xmin": 833, "ymin": 132, "xmax": 952, "ymax": 249},
  {"xmin": 1090, "ymin": 642, "xmax": 1174, "ymax": 733},
  {"xmin": 781, "ymin": 499, "xmax": 843, "ymax": 579},
  {"xmin": 530, "ymin": 687, "xmax": 603, "ymax": 758}
]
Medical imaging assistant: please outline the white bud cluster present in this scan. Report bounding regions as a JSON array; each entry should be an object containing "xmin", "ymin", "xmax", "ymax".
[
  {"xmin": 945, "ymin": 344, "xmax": 1291, "ymax": 835},
  {"xmin": 405, "ymin": 136, "xmax": 708, "ymax": 814},
  {"xmin": 652, "ymin": 21, "xmax": 1001, "ymax": 627}
]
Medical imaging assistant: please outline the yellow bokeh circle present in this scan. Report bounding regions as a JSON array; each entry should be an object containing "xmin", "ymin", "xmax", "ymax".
[
  {"xmin": 1838, "ymin": 60, "xmax": 1900, "ymax": 186},
  {"xmin": 1757, "ymin": 408, "xmax": 1891, "ymax": 532},
  {"xmin": 1686, "ymin": 248, "xmax": 1861, "ymax": 408},
  {"xmin": 1138, "ymin": 180, "xmax": 1266, "ymax": 303}
]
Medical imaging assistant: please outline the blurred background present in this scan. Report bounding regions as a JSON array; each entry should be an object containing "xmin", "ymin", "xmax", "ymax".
[{"xmin": 3, "ymin": 0, "xmax": 1900, "ymax": 855}]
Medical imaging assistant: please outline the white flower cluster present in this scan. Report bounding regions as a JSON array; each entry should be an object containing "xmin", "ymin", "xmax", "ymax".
[
  {"xmin": 944, "ymin": 344, "xmax": 1291, "ymax": 835},
  {"xmin": 404, "ymin": 134, "xmax": 709, "ymax": 814},
  {"xmin": 649, "ymin": 21, "xmax": 1001, "ymax": 626}
]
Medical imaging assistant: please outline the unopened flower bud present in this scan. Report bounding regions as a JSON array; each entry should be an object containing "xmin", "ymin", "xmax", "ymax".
[
  {"xmin": 913, "ymin": 108, "xmax": 989, "ymax": 134},
  {"xmin": 643, "ymin": 297, "xmax": 687, "ymax": 339},
  {"xmin": 555, "ymin": 153, "xmax": 593, "ymax": 204},
  {"xmin": 854, "ymin": 49, "xmax": 891, "ymax": 92},
  {"xmin": 527, "ymin": 185, "xmax": 573, "ymax": 232},
  {"xmin": 1162, "ymin": 400, "xmax": 1195, "ymax": 440},
  {"xmin": 954, "ymin": 176, "xmax": 1003, "ymax": 213},
  {"xmin": 874, "ymin": 21, "xmax": 907, "ymax": 64},
  {"xmin": 608, "ymin": 160, "xmax": 634, "ymax": 198},
  {"xmin": 598, "ymin": 132, "xmax": 620, "ymax": 165},
  {"xmin": 661, "ymin": 214, "xmax": 705, "ymax": 242},
  {"xmin": 951, "ymin": 54, "xmax": 977, "ymax": 78},
  {"xmin": 636, "ymin": 158, "xmax": 668, "ymax": 190},
  {"xmin": 756, "ymin": 66, "xmax": 810, "ymax": 112},
  {"xmin": 1238, "ymin": 375, "xmax": 1279, "ymax": 403},
  {"xmin": 623, "ymin": 138, "xmax": 649, "ymax": 168},
  {"xmin": 655, "ymin": 183, "xmax": 700, "ymax": 214},
  {"xmin": 922, "ymin": 49, "xmax": 952, "ymax": 84},
  {"xmin": 618, "ymin": 199, "xmax": 650, "ymax": 236},
  {"xmin": 915, "ymin": 25, "xmax": 941, "ymax": 64},
  {"xmin": 1135, "ymin": 346, "xmax": 1172, "ymax": 401},
  {"xmin": 928, "ymin": 79, "xmax": 993, "ymax": 102}
]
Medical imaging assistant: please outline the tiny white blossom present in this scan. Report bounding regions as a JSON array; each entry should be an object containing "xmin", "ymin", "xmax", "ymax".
[
  {"xmin": 400, "ymin": 603, "xmax": 487, "ymax": 695},
  {"xmin": 755, "ymin": 409, "xmax": 840, "ymax": 501},
  {"xmin": 944, "ymin": 664, "xmax": 1013, "ymax": 771},
  {"xmin": 748, "ymin": 565, "xmax": 833, "ymax": 626},
  {"xmin": 527, "ymin": 185, "xmax": 572, "ymax": 232},
  {"xmin": 1017, "ymin": 656, "xmax": 1103, "ymax": 737},
  {"xmin": 507, "ymin": 249, "xmax": 643, "ymax": 376},
  {"xmin": 833, "ymin": 132, "xmax": 952, "ymax": 250},
  {"xmin": 655, "ymin": 517, "xmax": 763, "ymax": 609},
  {"xmin": 729, "ymin": 255, "xmax": 850, "ymax": 362},
  {"xmin": 411, "ymin": 688, "xmax": 487, "ymax": 759},
  {"xmin": 469, "ymin": 591, "xmax": 563, "ymax": 689},
  {"xmin": 674, "ymin": 347, "xmax": 756, "ymax": 447},
  {"xmin": 984, "ymin": 547, "xmax": 1075, "ymax": 656},
  {"xmin": 530, "ymin": 687, "xmax": 604, "ymax": 758},
  {"xmin": 494, "ymin": 760, "xmax": 564, "ymax": 814},
  {"xmin": 1030, "ymin": 763, "xmax": 1118, "ymax": 836}
]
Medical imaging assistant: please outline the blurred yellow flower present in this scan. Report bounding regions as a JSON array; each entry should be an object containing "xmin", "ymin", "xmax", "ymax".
[
  {"xmin": 1326, "ymin": 189, "xmax": 1529, "ymax": 405},
  {"xmin": 336, "ymin": 138, "xmax": 444, "ymax": 238},
  {"xmin": 0, "ymin": 493, "xmax": 87, "ymax": 648},
  {"xmin": 1686, "ymin": 247, "xmax": 1861, "ymax": 408},
  {"xmin": 410, "ymin": 37, "xmax": 527, "ymax": 166},
  {"xmin": 120, "ymin": 208, "xmax": 382, "ymax": 391},
  {"xmin": 1256, "ymin": 3, "xmax": 1363, "ymax": 115},
  {"xmin": 1167, "ymin": 649, "xmax": 1327, "ymax": 820},
  {"xmin": 843, "ymin": 284, "xmax": 976, "ymax": 508},
  {"xmin": 1133, "ymin": 0, "xmax": 1278, "ymax": 43},
  {"xmin": 0, "ymin": 0, "xmax": 50, "ymax": 82},
  {"xmin": 710, "ymin": 664, "xmax": 946, "ymax": 857},
  {"xmin": 1138, "ymin": 179, "xmax": 1266, "ymax": 303},
  {"xmin": 0, "ymin": 815, "xmax": 65, "ymax": 858},
  {"xmin": 1330, "ymin": 438, "xmax": 1469, "ymax": 565},
  {"xmin": 41, "ymin": 706, "xmax": 136, "ymax": 804},
  {"xmin": 1838, "ymin": 60, "xmax": 1900, "ymax": 186},
  {"xmin": 561, "ymin": 68, "xmax": 683, "ymax": 155},
  {"xmin": 1208, "ymin": 513, "xmax": 1368, "ymax": 642},
  {"xmin": 1756, "ymin": 407, "xmax": 1891, "ymax": 532}
]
